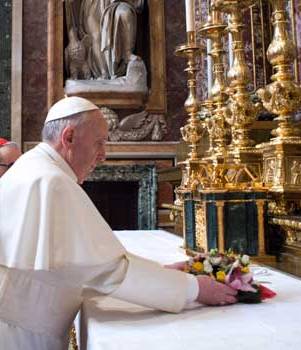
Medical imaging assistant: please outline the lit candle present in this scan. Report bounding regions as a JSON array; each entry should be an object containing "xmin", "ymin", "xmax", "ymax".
[
  {"xmin": 228, "ymin": 15, "xmax": 233, "ymax": 67},
  {"xmin": 185, "ymin": 0, "xmax": 196, "ymax": 32},
  {"xmin": 207, "ymin": 39, "xmax": 213, "ymax": 97}
]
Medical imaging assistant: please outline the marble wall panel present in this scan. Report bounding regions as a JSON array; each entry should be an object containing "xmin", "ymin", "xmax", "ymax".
[
  {"xmin": 0, "ymin": 0, "xmax": 12, "ymax": 139},
  {"xmin": 22, "ymin": 0, "xmax": 48, "ymax": 142},
  {"xmin": 164, "ymin": 0, "xmax": 187, "ymax": 141}
]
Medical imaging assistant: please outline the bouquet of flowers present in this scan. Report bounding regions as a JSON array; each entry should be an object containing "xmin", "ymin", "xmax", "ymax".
[{"xmin": 183, "ymin": 249, "xmax": 276, "ymax": 303}]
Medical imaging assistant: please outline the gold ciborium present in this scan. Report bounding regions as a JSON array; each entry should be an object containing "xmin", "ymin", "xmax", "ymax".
[{"xmin": 257, "ymin": 0, "xmax": 301, "ymax": 140}]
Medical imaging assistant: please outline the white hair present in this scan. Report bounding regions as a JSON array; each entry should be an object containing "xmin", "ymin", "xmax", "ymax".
[{"xmin": 41, "ymin": 113, "xmax": 86, "ymax": 143}]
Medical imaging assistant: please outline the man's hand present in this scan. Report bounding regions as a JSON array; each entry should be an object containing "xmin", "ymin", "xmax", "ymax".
[{"xmin": 196, "ymin": 275, "xmax": 237, "ymax": 306}]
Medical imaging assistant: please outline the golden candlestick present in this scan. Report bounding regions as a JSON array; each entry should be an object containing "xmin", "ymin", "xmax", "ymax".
[
  {"xmin": 200, "ymin": 10, "xmax": 228, "ymax": 160},
  {"xmin": 195, "ymin": 6, "xmax": 262, "ymax": 191},
  {"xmin": 212, "ymin": 0, "xmax": 261, "ymax": 158},
  {"xmin": 175, "ymin": 32, "xmax": 204, "ymax": 162},
  {"xmin": 173, "ymin": 32, "xmax": 204, "ymax": 203},
  {"xmin": 257, "ymin": 0, "xmax": 301, "ymax": 140}
]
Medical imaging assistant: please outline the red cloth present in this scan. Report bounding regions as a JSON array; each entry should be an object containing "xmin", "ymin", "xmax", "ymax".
[
  {"xmin": 0, "ymin": 138, "xmax": 9, "ymax": 146},
  {"xmin": 259, "ymin": 284, "xmax": 277, "ymax": 300}
]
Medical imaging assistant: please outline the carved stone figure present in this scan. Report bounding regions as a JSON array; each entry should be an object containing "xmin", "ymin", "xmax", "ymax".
[
  {"xmin": 65, "ymin": 27, "xmax": 91, "ymax": 80},
  {"xmin": 100, "ymin": 0, "xmax": 144, "ymax": 79},
  {"xmin": 78, "ymin": 0, "xmax": 109, "ymax": 79},
  {"xmin": 64, "ymin": 0, "xmax": 148, "ymax": 99},
  {"xmin": 274, "ymin": 155, "xmax": 284, "ymax": 186},
  {"xmin": 100, "ymin": 107, "xmax": 167, "ymax": 141},
  {"xmin": 266, "ymin": 159, "xmax": 275, "ymax": 184},
  {"xmin": 77, "ymin": 0, "xmax": 145, "ymax": 80},
  {"xmin": 65, "ymin": 54, "xmax": 147, "ymax": 95},
  {"xmin": 291, "ymin": 160, "xmax": 301, "ymax": 185}
]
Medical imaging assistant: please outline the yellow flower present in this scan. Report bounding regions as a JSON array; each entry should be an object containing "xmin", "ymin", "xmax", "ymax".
[
  {"xmin": 241, "ymin": 266, "xmax": 250, "ymax": 273},
  {"xmin": 192, "ymin": 261, "xmax": 204, "ymax": 272},
  {"xmin": 216, "ymin": 271, "xmax": 226, "ymax": 283}
]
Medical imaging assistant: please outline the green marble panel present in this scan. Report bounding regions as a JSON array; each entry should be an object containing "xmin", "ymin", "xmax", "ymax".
[
  {"xmin": 201, "ymin": 191, "xmax": 267, "ymax": 201},
  {"xmin": 224, "ymin": 202, "xmax": 259, "ymax": 255},
  {"xmin": 184, "ymin": 200, "xmax": 196, "ymax": 250},
  {"xmin": 86, "ymin": 165, "xmax": 157, "ymax": 230},
  {"xmin": 206, "ymin": 202, "xmax": 218, "ymax": 250}
]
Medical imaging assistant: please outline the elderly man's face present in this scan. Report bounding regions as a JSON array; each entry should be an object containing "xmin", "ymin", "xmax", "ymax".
[
  {"xmin": 0, "ymin": 145, "xmax": 22, "ymax": 177},
  {"xmin": 68, "ymin": 110, "xmax": 108, "ymax": 184}
]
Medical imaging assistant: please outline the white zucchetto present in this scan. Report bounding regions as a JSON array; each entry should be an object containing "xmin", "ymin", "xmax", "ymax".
[{"xmin": 45, "ymin": 96, "xmax": 99, "ymax": 123}]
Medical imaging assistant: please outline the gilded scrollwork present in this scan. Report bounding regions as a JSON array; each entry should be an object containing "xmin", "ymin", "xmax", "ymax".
[
  {"xmin": 257, "ymin": 81, "xmax": 301, "ymax": 120},
  {"xmin": 180, "ymin": 123, "xmax": 206, "ymax": 147},
  {"xmin": 195, "ymin": 204, "xmax": 208, "ymax": 252}
]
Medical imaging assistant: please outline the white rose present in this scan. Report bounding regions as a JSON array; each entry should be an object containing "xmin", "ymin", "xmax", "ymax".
[
  {"xmin": 232, "ymin": 259, "xmax": 240, "ymax": 268},
  {"xmin": 241, "ymin": 255, "xmax": 250, "ymax": 265},
  {"xmin": 210, "ymin": 256, "xmax": 222, "ymax": 266},
  {"xmin": 204, "ymin": 259, "xmax": 213, "ymax": 273}
]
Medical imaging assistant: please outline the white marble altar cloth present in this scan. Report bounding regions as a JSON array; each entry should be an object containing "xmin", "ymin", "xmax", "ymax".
[{"xmin": 78, "ymin": 230, "xmax": 301, "ymax": 350}]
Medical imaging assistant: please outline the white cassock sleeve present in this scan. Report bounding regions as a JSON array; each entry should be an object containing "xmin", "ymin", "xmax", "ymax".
[
  {"xmin": 110, "ymin": 254, "xmax": 192, "ymax": 312},
  {"xmin": 81, "ymin": 252, "xmax": 197, "ymax": 313}
]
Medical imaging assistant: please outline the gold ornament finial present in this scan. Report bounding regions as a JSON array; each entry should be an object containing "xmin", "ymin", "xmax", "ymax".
[{"xmin": 256, "ymin": 0, "xmax": 301, "ymax": 140}]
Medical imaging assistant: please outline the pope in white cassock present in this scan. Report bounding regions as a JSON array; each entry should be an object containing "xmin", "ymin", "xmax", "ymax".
[{"xmin": 0, "ymin": 97, "xmax": 237, "ymax": 350}]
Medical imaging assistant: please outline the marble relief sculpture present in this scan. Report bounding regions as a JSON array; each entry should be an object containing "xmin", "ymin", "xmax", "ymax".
[
  {"xmin": 64, "ymin": 0, "xmax": 147, "ymax": 93},
  {"xmin": 101, "ymin": 107, "xmax": 167, "ymax": 141},
  {"xmin": 266, "ymin": 159, "xmax": 276, "ymax": 184},
  {"xmin": 65, "ymin": 27, "xmax": 91, "ymax": 80},
  {"xmin": 63, "ymin": 0, "xmax": 165, "ymax": 142},
  {"xmin": 65, "ymin": 54, "xmax": 147, "ymax": 94},
  {"xmin": 80, "ymin": 0, "xmax": 144, "ymax": 79},
  {"xmin": 291, "ymin": 160, "xmax": 301, "ymax": 185}
]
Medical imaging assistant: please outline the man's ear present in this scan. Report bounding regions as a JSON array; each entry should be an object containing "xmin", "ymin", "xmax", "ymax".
[{"xmin": 61, "ymin": 126, "xmax": 74, "ymax": 149}]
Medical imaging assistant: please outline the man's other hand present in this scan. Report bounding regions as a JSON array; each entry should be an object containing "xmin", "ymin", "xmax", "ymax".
[{"xmin": 196, "ymin": 275, "xmax": 237, "ymax": 306}]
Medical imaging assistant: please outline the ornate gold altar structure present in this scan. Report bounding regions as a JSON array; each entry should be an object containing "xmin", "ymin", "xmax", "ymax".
[{"xmin": 170, "ymin": 0, "xmax": 301, "ymax": 263}]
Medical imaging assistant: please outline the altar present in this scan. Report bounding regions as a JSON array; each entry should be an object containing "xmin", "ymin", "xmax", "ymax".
[{"xmin": 77, "ymin": 230, "xmax": 301, "ymax": 350}]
